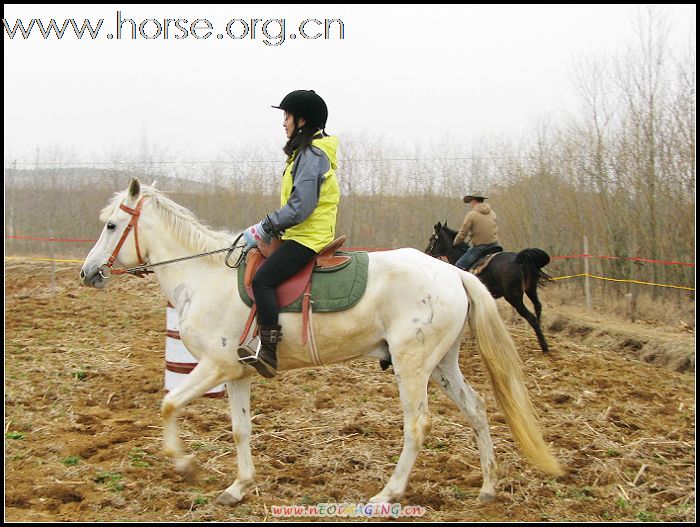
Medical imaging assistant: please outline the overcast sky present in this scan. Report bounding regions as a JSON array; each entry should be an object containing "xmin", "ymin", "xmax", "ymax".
[{"xmin": 3, "ymin": 4, "xmax": 696, "ymax": 163}]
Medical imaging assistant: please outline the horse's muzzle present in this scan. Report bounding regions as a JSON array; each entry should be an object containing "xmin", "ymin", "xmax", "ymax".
[{"xmin": 80, "ymin": 264, "xmax": 109, "ymax": 288}]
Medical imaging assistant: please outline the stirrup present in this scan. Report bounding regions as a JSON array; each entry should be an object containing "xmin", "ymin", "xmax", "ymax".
[
  {"xmin": 237, "ymin": 337, "xmax": 262, "ymax": 364},
  {"xmin": 237, "ymin": 338, "xmax": 277, "ymax": 378}
]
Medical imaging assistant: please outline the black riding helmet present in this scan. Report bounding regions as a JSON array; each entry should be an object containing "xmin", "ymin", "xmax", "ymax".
[{"xmin": 272, "ymin": 90, "xmax": 328, "ymax": 129}]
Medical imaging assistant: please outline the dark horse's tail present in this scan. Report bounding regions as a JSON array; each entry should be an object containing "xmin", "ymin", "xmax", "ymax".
[{"xmin": 515, "ymin": 248, "xmax": 552, "ymax": 287}]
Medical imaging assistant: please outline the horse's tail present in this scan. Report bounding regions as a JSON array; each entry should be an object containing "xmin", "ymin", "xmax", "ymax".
[
  {"xmin": 459, "ymin": 270, "xmax": 564, "ymax": 476},
  {"xmin": 516, "ymin": 248, "xmax": 552, "ymax": 286}
]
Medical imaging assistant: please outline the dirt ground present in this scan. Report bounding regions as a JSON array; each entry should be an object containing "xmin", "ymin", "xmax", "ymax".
[{"xmin": 4, "ymin": 259, "xmax": 695, "ymax": 522}]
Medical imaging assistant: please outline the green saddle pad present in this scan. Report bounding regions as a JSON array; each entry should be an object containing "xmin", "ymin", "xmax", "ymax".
[{"xmin": 237, "ymin": 251, "xmax": 369, "ymax": 313}]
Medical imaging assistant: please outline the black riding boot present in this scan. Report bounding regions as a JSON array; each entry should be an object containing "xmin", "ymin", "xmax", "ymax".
[{"xmin": 237, "ymin": 325, "xmax": 281, "ymax": 378}]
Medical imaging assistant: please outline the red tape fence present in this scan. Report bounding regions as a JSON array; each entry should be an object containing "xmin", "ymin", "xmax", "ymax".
[{"xmin": 5, "ymin": 235, "xmax": 101, "ymax": 243}]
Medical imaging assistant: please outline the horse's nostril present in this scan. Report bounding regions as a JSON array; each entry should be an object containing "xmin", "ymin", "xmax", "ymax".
[{"xmin": 80, "ymin": 269, "xmax": 85, "ymax": 279}]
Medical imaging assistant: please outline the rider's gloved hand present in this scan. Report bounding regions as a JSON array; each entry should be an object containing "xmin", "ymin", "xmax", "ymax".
[{"xmin": 243, "ymin": 219, "xmax": 273, "ymax": 251}]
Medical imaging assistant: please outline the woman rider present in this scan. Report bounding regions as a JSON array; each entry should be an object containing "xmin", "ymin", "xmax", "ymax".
[{"xmin": 237, "ymin": 90, "xmax": 340, "ymax": 378}]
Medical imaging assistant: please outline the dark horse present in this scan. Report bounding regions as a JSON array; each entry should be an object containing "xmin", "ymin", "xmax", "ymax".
[{"xmin": 426, "ymin": 222, "xmax": 552, "ymax": 353}]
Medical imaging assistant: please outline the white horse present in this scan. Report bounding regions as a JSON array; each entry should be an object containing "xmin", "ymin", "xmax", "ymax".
[{"xmin": 80, "ymin": 178, "xmax": 563, "ymax": 506}]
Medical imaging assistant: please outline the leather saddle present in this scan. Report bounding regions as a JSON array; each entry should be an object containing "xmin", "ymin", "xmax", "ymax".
[
  {"xmin": 470, "ymin": 245, "xmax": 503, "ymax": 275},
  {"xmin": 243, "ymin": 235, "xmax": 350, "ymax": 307},
  {"xmin": 239, "ymin": 236, "xmax": 351, "ymax": 347}
]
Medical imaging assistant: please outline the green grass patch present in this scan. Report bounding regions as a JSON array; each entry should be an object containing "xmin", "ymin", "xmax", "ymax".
[
  {"xmin": 128, "ymin": 448, "xmax": 151, "ymax": 468},
  {"xmin": 450, "ymin": 485, "xmax": 470, "ymax": 499},
  {"xmin": 193, "ymin": 495, "xmax": 208, "ymax": 506},
  {"xmin": 635, "ymin": 510, "xmax": 658, "ymax": 522},
  {"xmin": 62, "ymin": 455, "xmax": 81, "ymax": 466},
  {"xmin": 94, "ymin": 471, "xmax": 125, "ymax": 492}
]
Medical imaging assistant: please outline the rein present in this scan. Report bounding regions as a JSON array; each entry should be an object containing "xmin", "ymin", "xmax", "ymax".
[{"xmin": 99, "ymin": 197, "xmax": 247, "ymax": 278}]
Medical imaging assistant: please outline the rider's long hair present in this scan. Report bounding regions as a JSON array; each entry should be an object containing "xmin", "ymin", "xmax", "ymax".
[{"xmin": 283, "ymin": 117, "xmax": 327, "ymax": 157}]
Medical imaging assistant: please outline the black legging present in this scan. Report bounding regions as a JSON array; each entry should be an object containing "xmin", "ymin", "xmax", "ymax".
[{"xmin": 252, "ymin": 240, "xmax": 317, "ymax": 326}]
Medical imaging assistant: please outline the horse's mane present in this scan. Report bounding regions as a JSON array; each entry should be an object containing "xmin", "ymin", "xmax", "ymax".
[
  {"xmin": 440, "ymin": 224, "xmax": 458, "ymax": 239},
  {"xmin": 438, "ymin": 223, "xmax": 470, "ymax": 250},
  {"xmin": 101, "ymin": 186, "xmax": 239, "ymax": 262}
]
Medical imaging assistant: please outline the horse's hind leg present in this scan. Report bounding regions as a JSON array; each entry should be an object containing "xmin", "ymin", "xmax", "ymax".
[
  {"xmin": 161, "ymin": 358, "xmax": 228, "ymax": 479},
  {"xmin": 507, "ymin": 294, "xmax": 549, "ymax": 353},
  {"xmin": 430, "ymin": 343, "xmax": 498, "ymax": 501},
  {"xmin": 525, "ymin": 279, "xmax": 543, "ymax": 322},
  {"xmin": 217, "ymin": 377, "xmax": 256, "ymax": 506}
]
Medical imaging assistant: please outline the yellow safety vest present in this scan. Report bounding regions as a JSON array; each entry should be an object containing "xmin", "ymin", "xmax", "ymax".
[{"xmin": 280, "ymin": 135, "xmax": 340, "ymax": 252}]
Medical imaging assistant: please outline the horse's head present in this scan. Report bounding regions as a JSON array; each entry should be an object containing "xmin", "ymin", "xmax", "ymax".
[
  {"xmin": 425, "ymin": 220, "xmax": 449, "ymax": 257},
  {"xmin": 80, "ymin": 177, "xmax": 150, "ymax": 288}
]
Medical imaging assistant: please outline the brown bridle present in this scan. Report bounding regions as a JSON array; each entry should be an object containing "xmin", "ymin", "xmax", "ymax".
[
  {"xmin": 98, "ymin": 196, "xmax": 247, "ymax": 279},
  {"xmin": 102, "ymin": 196, "xmax": 150, "ymax": 278}
]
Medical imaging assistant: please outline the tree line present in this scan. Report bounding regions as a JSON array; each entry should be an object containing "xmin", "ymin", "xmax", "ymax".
[{"xmin": 4, "ymin": 9, "xmax": 694, "ymax": 299}]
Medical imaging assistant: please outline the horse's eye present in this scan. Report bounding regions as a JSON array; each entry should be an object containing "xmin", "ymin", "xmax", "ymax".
[{"xmin": 107, "ymin": 223, "xmax": 116, "ymax": 230}]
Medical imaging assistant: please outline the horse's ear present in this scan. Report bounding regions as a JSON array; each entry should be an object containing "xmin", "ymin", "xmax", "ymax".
[
  {"xmin": 444, "ymin": 220, "xmax": 448, "ymax": 228},
  {"xmin": 128, "ymin": 177, "xmax": 141, "ymax": 199},
  {"xmin": 151, "ymin": 179, "xmax": 157, "ymax": 189}
]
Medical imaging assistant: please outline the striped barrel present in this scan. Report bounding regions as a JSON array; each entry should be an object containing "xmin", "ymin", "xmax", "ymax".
[{"xmin": 166, "ymin": 303, "xmax": 226, "ymax": 398}]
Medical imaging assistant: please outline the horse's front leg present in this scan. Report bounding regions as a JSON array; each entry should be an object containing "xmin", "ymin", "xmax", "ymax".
[
  {"xmin": 161, "ymin": 358, "xmax": 228, "ymax": 480},
  {"xmin": 217, "ymin": 377, "xmax": 256, "ymax": 506}
]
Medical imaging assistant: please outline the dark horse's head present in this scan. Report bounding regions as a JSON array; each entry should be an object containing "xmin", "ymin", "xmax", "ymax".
[{"xmin": 424, "ymin": 221, "xmax": 467, "ymax": 264}]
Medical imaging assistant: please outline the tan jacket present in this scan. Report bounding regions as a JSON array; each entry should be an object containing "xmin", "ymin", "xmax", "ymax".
[{"xmin": 454, "ymin": 203, "xmax": 498, "ymax": 246}]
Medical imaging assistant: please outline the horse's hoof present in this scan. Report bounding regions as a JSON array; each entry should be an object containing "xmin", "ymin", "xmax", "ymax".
[
  {"xmin": 369, "ymin": 493, "xmax": 395, "ymax": 504},
  {"xmin": 174, "ymin": 454, "xmax": 198, "ymax": 482},
  {"xmin": 478, "ymin": 492, "xmax": 496, "ymax": 503},
  {"xmin": 216, "ymin": 491, "xmax": 243, "ymax": 507}
]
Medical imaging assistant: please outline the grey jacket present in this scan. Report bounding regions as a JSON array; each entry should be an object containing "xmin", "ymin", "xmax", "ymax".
[{"xmin": 262, "ymin": 146, "xmax": 330, "ymax": 233}]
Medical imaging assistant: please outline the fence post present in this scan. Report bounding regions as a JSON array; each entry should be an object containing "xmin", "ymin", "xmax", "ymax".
[
  {"xmin": 49, "ymin": 229, "xmax": 56, "ymax": 295},
  {"xmin": 583, "ymin": 235, "xmax": 592, "ymax": 311}
]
